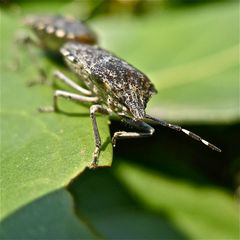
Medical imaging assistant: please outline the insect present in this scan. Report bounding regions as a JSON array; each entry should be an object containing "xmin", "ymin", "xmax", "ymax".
[
  {"xmin": 40, "ymin": 42, "xmax": 221, "ymax": 168},
  {"xmin": 23, "ymin": 14, "xmax": 97, "ymax": 53},
  {"xmin": 18, "ymin": 14, "xmax": 97, "ymax": 86}
]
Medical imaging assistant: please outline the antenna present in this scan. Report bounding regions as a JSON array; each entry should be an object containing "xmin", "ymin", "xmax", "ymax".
[{"xmin": 145, "ymin": 114, "xmax": 221, "ymax": 152}]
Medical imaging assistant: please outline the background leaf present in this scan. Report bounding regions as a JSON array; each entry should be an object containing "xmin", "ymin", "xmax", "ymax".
[
  {"xmin": 115, "ymin": 161, "xmax": 238, "ymax": 239},
  {"xmin": 93, "ymin": 0, "xmax": 239, "ymax": 122},
  {"xmin": 68, "ymin": 160, "xmax": 238, "ymax": 239}
]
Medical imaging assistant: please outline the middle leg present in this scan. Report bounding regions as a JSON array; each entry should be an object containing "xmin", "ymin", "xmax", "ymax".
[{"xmin": 39, "ymin": 90, "xmax": 98, "ymax": 112}]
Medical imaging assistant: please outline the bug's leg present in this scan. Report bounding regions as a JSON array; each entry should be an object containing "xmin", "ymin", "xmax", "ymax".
[
  {"xmin": 16, "ymin": 31, "xmax": 42, "ymax": 48},
  {"xmin": 26, "ymin": 43, "xmax": 48, "ymax": 87},
  {"xmin": 5, "ymin": 31, "xmax": 41, "ymax": 72},
  {"xmin": 39, "ymin": 90, "xmax": 98, "ymax": 112},
  {"xmin": 53, "ymin": 70, "xmax": 92, "ymax": 96},
  {"xmin": 89, "ymin": 105, "xmax": 110, "ymax": 168},
  {"xmin": 15, "ymin": 31, "xmax": 48, "ymax": 86},
  {"xmin": 112, "ymin": 117, "xmax": 155, "ymax": 147},
  {"xmin": 83, "ymin": 0, "xmax": 107, "ymax": 21}
]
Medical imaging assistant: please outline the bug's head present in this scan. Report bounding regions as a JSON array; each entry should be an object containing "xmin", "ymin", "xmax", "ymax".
[
  {"xmin": 124, "ymin": 97, "xmax": 146, "ymax": 121},
  {"xmin": 130, "ymin": 107, "xmax": 145, "ymax": 121},
  {"xmin": 118, "ymin": 88, "xmax": 152, "ymax": 121}
]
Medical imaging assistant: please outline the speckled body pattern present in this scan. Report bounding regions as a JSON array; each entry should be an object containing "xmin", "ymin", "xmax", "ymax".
[
  {"xmin": 61, "ymin": 42, "xmax": 157, "ymax": 120},
  {"xmin": 24, "ymin": 15, "xmax": 97, "ymax": 52}
]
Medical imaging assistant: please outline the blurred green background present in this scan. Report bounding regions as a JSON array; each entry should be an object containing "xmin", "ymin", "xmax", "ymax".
[{"xmin": 0, "ymin": 0, "xmax": 239, "ymax": 239}]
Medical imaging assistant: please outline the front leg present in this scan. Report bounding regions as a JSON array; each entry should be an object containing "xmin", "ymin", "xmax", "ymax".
[
  {"xmin": 15, "ymin": 31, "xmax": 48, "ymax": 86},
  {"xmin": 90, "ymin": 105, "xmax": 110, "ymax": 168},
  {"xmin": 112, "ymin": 117, "xmax": 155, "ymax": 147}
]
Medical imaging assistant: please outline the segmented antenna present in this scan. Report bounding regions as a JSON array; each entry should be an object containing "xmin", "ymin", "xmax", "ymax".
[{"xmin": 145, "ymin": 114, "xmax": 221, "ymax": 152}]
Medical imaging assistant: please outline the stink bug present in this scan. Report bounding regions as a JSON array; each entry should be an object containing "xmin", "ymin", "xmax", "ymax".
[
  {"xmin": 18, "ymin": 14, "xmax": 97, "ymax": 85},
  {"xmin": 23, "ymin": 14, "xmax": 97, "ymax": 53},
  {"xmin": 40, "ymin": 42, "xmax": 221, "ymax": 168}
]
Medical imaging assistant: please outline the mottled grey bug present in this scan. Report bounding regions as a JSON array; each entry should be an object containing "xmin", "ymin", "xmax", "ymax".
[
  {"xmin": 40, "ymin": 42, "xmax": 221, "ymax": 168},
  {"xmin": 20, "ymin": 14, "xmax": 97, "ymax": 86},
  {"xmin": 23, "ymin": 14, "xmax": 97, "ymax": 53}
]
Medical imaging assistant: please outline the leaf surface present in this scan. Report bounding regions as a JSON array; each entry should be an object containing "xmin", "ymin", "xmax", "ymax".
[{"xmin": 0, "ymin": 8, "xmax": 112, "ymax": 224}]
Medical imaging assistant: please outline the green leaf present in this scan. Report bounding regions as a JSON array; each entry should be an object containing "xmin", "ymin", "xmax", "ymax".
[
  {"xmin": 0, "ymin": 7, "xmax": 112, "ymax": 225},
  {"xmin": 114, "ymin": 161, "xmax": 238, "ymax": 239},
  {"xmin": 93, "ymin": 1, "xmax": 239, "ymax": 122},
  {"xmin": 0, "ymin": 190, "xmax": 96, "ymax": 239},
  {"xmin": 1, "ymin": 0, "xmax": 238, "ymax": 238},
  {"xmin": 68, "ymin": 156, "xmax": 238, "ymax": 240},
  {"xmin": 68, "ymin": 168, "xmax": 187, "ymax": 239}
]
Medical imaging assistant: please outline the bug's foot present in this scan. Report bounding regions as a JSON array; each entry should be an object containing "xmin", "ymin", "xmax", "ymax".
[
  {"xmin": 90, "ymin": 158, "xmax": 98, "ymax": 169},
  {"xmin": 27, "ymin": 79, "xmax": 47, "ymax": 87},
  {"xmin": 112, "ymin": 136, "xmax": 118, "ymax": 147},
  {"xmin": 38, "ymin": 106, "xmax": 56, "ymax": 113},
  {"xmin": 27, "ymin": 70, "xmax": 50, "ymax": 87},
  {"xmin": 90, "ymin": 161, "xmax": 98, "ymax": 169},
  {"xmin": 90, "ymin": 147, "xmax": 100, "ymax": 169},
  {"xmin": 27, "ymin": 80, "xmax": 41, "ymax": 87},
  {"xmin": 15, "ymin": 31, "xmax": 32, "ymax": 45}
]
